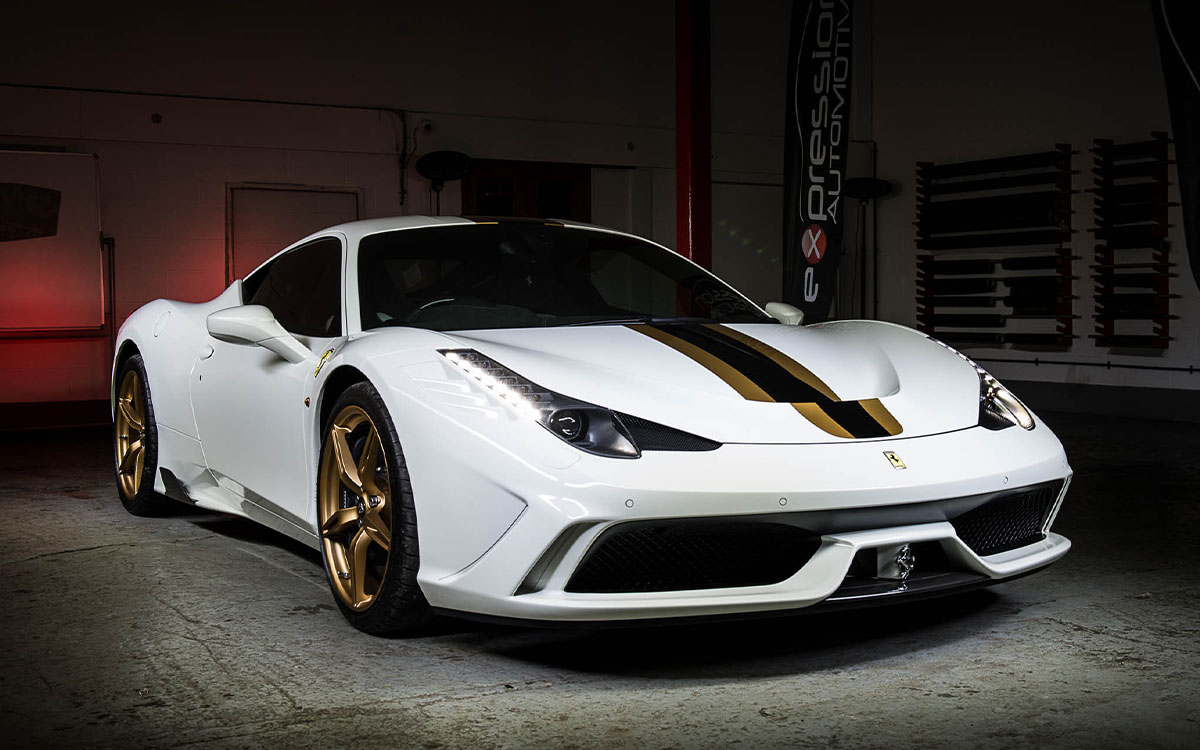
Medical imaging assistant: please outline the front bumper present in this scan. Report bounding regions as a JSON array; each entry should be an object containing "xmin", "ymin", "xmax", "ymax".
[
  {"xmin": 408, "ymin": 413, "xmax": 1072, "ymax": 622},
  {"xmin": 436, "ymin": 529, "xmax": 1070, "ymax": 625},
  {"xmin": 430, "ymin": 526, "xmax": 1070, "ymax": 623}
]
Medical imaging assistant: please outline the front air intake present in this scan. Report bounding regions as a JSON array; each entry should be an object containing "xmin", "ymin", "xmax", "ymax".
[
  {"xmin": 950, "ymin": 481, "xmax": 1062, "ymax": 556},
  {"xmin": 566, "ymin": 519, "xmax": 820, "ymax": 593}
]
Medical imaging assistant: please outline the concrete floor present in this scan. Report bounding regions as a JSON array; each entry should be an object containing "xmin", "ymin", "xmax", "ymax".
[{"xmin": 0, "ymin": 412, "xmax": 1196, "ymax": 749}]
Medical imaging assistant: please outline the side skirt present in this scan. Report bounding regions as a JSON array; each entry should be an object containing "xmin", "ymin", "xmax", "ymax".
[
  {"xmin": 161, "ymin": 465, "xmax": 320, "ymax": 550},
  {"xmin": 240, "ymin": 489, "xmax": 321, "ymax": 550}
]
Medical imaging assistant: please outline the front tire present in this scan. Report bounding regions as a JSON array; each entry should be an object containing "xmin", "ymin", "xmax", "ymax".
[
  {"xmin": 317, "ymin": 382, "xmax": 432, "ymax": 636},
  {"xmin": 113, "ymin": 354, "xmax": 170, "ymax": 516}
]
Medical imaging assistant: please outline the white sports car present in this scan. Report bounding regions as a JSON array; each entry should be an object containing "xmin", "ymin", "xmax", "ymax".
[{"xmin": 112, "ymin": 216, "xmax": 1072, "ymax": 635}]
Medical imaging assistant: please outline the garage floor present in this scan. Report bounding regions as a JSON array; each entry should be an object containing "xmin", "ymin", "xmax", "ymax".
[{"xmin": 0, "ymin": 412, "xmax": 1196, "ymax": 749}]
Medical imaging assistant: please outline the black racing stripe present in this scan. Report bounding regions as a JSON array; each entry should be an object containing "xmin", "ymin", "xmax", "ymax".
[
  {"xmin": 653, "ymin": 324, "xmax": 827, "ymax": 403},
  {"xmin": 820, "ymin": 401, "xmax": 891, "ymax": 439},
  {"xmin": 648, "ymin": 323, "xmax": 895, "ymax": 440}
]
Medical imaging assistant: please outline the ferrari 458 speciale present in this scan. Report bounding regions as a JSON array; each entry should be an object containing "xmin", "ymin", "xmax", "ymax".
[{"xmin": 112, "ymin": 216, "xmax": 1071, "ymax": 634}]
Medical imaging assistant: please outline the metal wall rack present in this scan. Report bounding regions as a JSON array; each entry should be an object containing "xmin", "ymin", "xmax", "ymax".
[
  {"xmin": 1090, "ymin": 131, "xmax": 1177, "ymax": 349},
  {"xmin": 915, "ymin": 145, "xmax": 1078, "ymax": 348}
]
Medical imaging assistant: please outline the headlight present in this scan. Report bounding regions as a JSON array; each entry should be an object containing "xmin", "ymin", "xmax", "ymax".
[
  {"xmin": 977, "ymin": 370, "xmax": 1034, "ymax": 430},
  {"xmin": 440, "ymin": 349, "xmax": 640, "ymax": 457},
  {"xmin": 927, "ymin": 338, "xmax": 1035, "ymax": 431}
]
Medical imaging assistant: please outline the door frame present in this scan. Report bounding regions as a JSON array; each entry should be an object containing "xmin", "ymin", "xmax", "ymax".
[{"xmin": 224, "ymin": 182, "xmax": 363, "ymax": 286}]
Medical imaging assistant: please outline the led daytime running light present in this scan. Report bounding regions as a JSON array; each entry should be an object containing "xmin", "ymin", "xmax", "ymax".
[{"xmin": 442, "ymin": 349, "xmax": 544, "ymax": 419}]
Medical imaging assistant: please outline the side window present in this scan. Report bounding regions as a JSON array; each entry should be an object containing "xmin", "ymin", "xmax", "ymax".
[{"xmin": 245, "ymin": 237, "xmax": 342, "ymax": 337}]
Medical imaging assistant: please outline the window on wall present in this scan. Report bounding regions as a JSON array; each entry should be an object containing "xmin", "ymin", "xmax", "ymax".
[
  {"xmin": 461, "ymin": 160, "xmax": 591, "ymax": 222},
  {"xmin": 244, "ymin": 237, "xmax": 342, "ymax": 337},
  {"xmin": 0, "ymin": 151, "xmax": 104, "ymax": 332}
]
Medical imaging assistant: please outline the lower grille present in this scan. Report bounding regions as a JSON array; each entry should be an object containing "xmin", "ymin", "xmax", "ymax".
[
  {"xmin": 566, "ymin": 519, "xmax": 820, "ymax": 593},
  {"xmin": 950, "ymin": 481, "xmax": 1061, "ymax": 556}
]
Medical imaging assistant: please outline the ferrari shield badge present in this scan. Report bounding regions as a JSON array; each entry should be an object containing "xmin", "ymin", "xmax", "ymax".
[
  {"xmin": 314, "ymin": 348, "xmax": 335, "ymax": 377},
  {"xmin": 883, "ymin": 451, "xmax": 906, "ymax": 469}
]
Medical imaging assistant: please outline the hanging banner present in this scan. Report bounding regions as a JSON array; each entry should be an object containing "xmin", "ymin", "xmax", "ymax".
[
  {"xmin": 1152, "ymin": 0, "xmax": 1200, "ymax": 293},
  {"xmin": 783, "ymin": 0, "xmax": 854, "ymax": 322}
]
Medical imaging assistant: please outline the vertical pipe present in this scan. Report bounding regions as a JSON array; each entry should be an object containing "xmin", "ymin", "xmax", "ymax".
[
  {"xmin": 675, "ymin": 0, "xmax": 712, "ymax": 269},
  {"xmin": 870, "ymin": 142, "xmax": 880, "ymax": 319}
]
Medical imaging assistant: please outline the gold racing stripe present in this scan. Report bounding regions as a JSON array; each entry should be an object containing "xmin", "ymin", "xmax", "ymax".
[
  {"xmin": 859, "ymin": 398, "xmax": 904, "ymax": 436},
  {"xmin": 701, "ymin": 323, "xmax": 840, "ymax": 402},
  {"xmin": 630, "ymin": 323, "xmax": 903, "ymax": 439},
  {"xmin": 627, "ymin": 325, "xmax": 774, "ymax": 402},
  {"xmin": 792, "ymin": 403, "xmax": 855, "ymax": 439}
]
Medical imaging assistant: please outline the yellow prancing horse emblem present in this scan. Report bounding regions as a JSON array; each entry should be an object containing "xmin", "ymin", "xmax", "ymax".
[
  {"xmin": 314, "ymin": 348, "xmax": 335, "ymax": 377},
  {"xmin": 883, "ymin": 451, "xmax": 906, "ymax": 470}
]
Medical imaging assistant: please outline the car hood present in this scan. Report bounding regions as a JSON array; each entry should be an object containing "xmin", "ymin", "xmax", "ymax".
[{"xmin": 435, "ymin": 321, "xmax": 981, "ymax": 444}]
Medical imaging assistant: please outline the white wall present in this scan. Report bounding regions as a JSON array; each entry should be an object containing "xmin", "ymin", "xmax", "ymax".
[
  {"xmin": 1, "ymin": 1, "xmax": 678, "ymax": 129},
  {"xmin": 871, "ymin": 0, "xmax": 1199, "ymax": 391},
  {"xmin": 0, "ymin": 0, "xmax": 792, "ymax": 403}
]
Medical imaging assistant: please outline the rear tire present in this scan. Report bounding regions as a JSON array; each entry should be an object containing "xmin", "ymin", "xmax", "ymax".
[
  {"xmin": 113, "ymin": 354, "xmax": 171, "ymax": 516},
  {"xmin": 317, "ymin": 382, "xmax": 433, "ymax": 636}
]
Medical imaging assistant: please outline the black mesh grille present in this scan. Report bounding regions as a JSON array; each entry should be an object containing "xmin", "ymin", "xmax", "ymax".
[
  {"xmin": 951, "ymin": 482, "xmax": 1061, "ymax": 556},
  {"xmin": 615, "ymin": 413, "xmax": 721, "ymax": 452},
  {"xmin": 566, "ymin": 520, "xmax": 820, "ymax": 593}
]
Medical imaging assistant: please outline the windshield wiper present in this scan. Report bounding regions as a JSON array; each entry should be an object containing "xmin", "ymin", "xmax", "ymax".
[{"xmin": 560, "ymin": 316, "xmax": 717, "ymax": 327}]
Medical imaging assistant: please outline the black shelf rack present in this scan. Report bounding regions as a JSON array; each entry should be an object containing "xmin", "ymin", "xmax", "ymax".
[
  {"xmin": 915, "ymin": 145, "xmax": 1077, "ymax": 348},
  {"xmin": 1090, "ymin": 132, "xmax": 1177, "ymax": 349}
]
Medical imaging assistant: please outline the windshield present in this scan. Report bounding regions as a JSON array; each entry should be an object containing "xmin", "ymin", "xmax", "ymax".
[{"xmin": 357, "ymin": 224, "xmax": 771, "ymax": 331}]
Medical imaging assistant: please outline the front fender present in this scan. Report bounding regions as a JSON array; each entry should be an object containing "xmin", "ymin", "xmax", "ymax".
[
  {"xmin": 326, "ymin": 334, "xmax": 554, "ymax": 580},
  {"xmin": 112, "ymin": 282, "xmax": 243, "ymax": 437}
]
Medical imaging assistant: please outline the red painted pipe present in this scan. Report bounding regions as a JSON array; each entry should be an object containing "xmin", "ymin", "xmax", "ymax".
[{"xmin": 675, "ymin": 0, "xmax": 712, "ymax": 269}]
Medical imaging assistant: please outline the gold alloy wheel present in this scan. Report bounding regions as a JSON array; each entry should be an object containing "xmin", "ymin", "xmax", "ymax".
[
  {"xmin": 115, "ymin": 369, "xmax": 148, "ymax": 497},
  {"xmin": 318, "ymin": 405, "xmax": 393, "ymax": 611}
]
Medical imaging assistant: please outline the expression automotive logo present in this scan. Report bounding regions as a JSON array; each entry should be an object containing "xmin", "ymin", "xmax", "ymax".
[
  {"xmin": 801, "ymin": 223, "xmax": 826, "ymax": 264},
  {"xmin": 800, "ymin": 0, "xmax": 850, "ymax": 228},
  {"xmin": 791, "ymin": 0, "xmax": 852, "ymax": 309}
]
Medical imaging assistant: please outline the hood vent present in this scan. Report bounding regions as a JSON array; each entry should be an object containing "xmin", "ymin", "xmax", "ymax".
[{"xmin": 615, "ymin": 412, "xmax": 720, "ymax": 452}]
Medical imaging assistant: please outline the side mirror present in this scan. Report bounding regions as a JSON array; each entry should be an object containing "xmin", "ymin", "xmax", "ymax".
[
  {"xmin": 207, "ymin": 305, "xmax": 312, "ymax": 364},
  {"xmin": 765, "ymin": 301, "xmax": 805, "ymax": 326}
]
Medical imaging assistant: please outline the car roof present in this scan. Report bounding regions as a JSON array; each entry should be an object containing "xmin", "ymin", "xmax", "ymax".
[
  {"xmin": 244, "ymin": 215, "xmax": 659, "ymax": 285},
  {"xmin": 321, "ymin": 215, "xmax": 475, "ymax": 243},
  {"xmin": 316, "ymin": 215, "xmax": 635, "ymax": 245}
]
